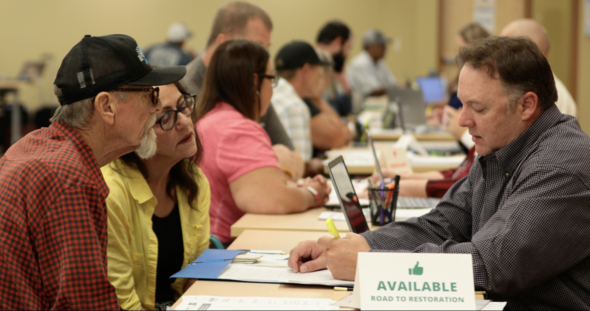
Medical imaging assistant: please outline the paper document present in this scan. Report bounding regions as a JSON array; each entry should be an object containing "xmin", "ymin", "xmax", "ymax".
[
  {"xmin": 324, "ymin": 150, "xmax": 375, "ymax": 166},
  {"xmin": 174, "ymin": 295, "xmax": 338, "ymax": 310},
  {"xmin": 331, "ymin": 294, "xmax": 354, "ymax": 308},
  {"xmin": 218, "ymin": 264, "xmax": 354, "ymax": 287},
  {"xmin": 481, "ymin": 301, "xmax": 507, "ymax": 310}
]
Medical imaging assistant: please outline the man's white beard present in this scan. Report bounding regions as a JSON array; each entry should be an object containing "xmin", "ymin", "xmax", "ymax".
[{"xmin": 135, "ymin": 114, "xmax": 158, "ymax": 159}]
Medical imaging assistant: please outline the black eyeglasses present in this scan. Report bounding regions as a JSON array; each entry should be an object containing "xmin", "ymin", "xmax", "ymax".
[
  {"xmin": 155, "ymin": 94, "xmax": 196, "ymax": 131},
  {"xmin": 114, "ymin": 87, "xmax": 160, "ymax": 106},
  {"xmin": 262, "ymin": 74, "xmax": 279, "ymax": 88}
]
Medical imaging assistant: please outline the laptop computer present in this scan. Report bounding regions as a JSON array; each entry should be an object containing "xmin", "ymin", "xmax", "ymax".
[
  {"xmin": 415, "ymin": 77, "xmax": 446, "ymax": 104},
  {"xmin": 366, "ymin": 129, "xmax": 440, "ymax": 209},
  {"xmin": 326, "ymin": 156, "xmax": 370, "ymax": 234},
  {"xmin": 386, "ymin": 86, "xmax": 426, "ymax": 132}
]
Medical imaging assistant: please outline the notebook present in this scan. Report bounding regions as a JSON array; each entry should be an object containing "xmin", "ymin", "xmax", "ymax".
[{"xmin": 325, "ymin": 156, "xmax": 370, "ymax": 233}]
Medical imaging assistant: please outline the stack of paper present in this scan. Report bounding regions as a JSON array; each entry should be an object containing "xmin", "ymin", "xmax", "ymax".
[
  {"xmin": 231, "ymin": 253, "xmax": 262, "ymax": 264},
  {"xmin": 173, "ymin": 295, "xmax": 339, "ymax": 310},
  {"xmin": 172, "ymin": 249, "xmax": 354, "ymax": 287}
]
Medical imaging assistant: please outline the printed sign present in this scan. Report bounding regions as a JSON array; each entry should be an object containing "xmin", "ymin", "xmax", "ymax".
[
  {"xmin": 382, "ymin": 146, "xmax": 413, "ymax": 175},
  {"xmin": 352, "ymin": 253, "xmax": 475, "ymax": 310}
]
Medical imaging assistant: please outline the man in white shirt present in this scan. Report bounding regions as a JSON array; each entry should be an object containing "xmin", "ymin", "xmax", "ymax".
[
  {"xmin": 272, "ymin": 41, "xmax": 330, "ymax": 163},
  {"xmin": 501, "ymin": 19, "xmax": 577, "ymax": 117},
  {"xmin": 346, "ymin": 29, "xmax": 397, "ymax": 100}
]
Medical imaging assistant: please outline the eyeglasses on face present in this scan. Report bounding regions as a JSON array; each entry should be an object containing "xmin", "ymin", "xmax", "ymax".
[
  {"xmin": 155, "ymin": 93, "xmax": 197, "ymax": 131},
  {"xmin": 113, "ymin": 87, "xmax": 160, "ymax": 106},
  {"xmin": 262, "ymin": 74, "xmax": 279, "ymax": 88}
]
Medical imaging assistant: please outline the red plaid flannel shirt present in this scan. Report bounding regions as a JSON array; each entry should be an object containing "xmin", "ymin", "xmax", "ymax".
[
  {"xmin": 0, "ymin": 122, "xmax": 120, "ymax": 310},
  {"xmin": 426, "ymin": 146, "xmax": 477, "ymax": 198}
]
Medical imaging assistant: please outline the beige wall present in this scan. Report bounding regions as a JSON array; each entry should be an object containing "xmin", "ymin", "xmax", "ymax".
[
  {"xmin": 577, "ymin": 0, "xmax": 590, "ymax": 133},
  {"xmin": 533, "ymin": 0, "xmax": 574, "ymax": 94},
  {"xmin": 0, "ymin": 0, "xmax": 437, "ymax": 109},
  {"xmin": 438, "ymin": 0, "xmax": 530, "ymax": 83}
]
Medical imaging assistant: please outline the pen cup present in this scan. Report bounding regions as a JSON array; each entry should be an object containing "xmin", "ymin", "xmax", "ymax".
[{"xmin": 368, "ymin": 186, "xmax": 399, "ymax": 226}]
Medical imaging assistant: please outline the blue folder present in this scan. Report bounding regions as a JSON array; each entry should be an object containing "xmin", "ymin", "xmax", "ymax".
[{"xmin": 171, "ymin": 249, "xmax": 246, "ymax": 279}]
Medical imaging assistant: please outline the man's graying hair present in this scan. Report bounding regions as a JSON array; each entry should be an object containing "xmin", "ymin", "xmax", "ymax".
[
  {"xmin": 206, "ymin": 1, "xmax": 273, "ymax": 47},
  {"xmin": 50, "ymin": 86, "xmax": 128, "ymax": 128},
  {"xmin": 457, "ymin": 36, "xmax": 557, "ymax": 111}
]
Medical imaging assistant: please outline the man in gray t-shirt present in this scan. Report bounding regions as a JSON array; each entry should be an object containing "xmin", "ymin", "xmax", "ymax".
[{"xmin": 182, "ymin": 2, "xmax": 303, "ymax": 180}]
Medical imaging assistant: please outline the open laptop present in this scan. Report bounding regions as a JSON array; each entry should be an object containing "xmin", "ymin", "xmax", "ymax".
[
  {"xmin": 387, "ymin": 86, "xmax": 448, "ymax": 134},
  {"xmin": 386, "ymin": 86, "xmax": 426, "ymax": 131},
  {"xmin": 416, "ymin": 77, "xmax": 446, "ymax": 104},
  {"xmin": 326, "ymin": 156, "xmax": 370, "ymax": 234},
  {"xmin": 366, "ymin": 129, "xmax": 440, "ymax": 209}
]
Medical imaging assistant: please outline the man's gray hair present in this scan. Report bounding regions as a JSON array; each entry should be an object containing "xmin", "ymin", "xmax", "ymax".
[{"xmin": 50, "ymin": 86, "xmax": 127, "ymax": 128}]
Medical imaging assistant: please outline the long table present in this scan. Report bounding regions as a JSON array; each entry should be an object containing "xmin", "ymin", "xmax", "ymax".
[
  {"xmin": 368, "ymin": 128, "xmax": 456, "ymax": 141},
  {"xmin": 324, "ymin": 140, "xmax": 465, "ymax": 175},
  {"xmin": 173, "ymin": 230, "xmax": 485, "ymax": 309},
  {"xmin": 230, "ymin": 207, "xmax": 379, "ymax": 238},
  {"xmin": 172, "ymin": 230, "xmax": 351, "ymax": 309}
]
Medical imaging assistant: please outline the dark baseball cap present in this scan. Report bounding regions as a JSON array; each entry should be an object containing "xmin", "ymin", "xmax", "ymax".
[
  {"xmin": 54, "ymin": 34, "xmax": 187, "ymax": 105},
  {"xmin": 275, "ymin": 40, "xmax": 331, "ymax": 71}
]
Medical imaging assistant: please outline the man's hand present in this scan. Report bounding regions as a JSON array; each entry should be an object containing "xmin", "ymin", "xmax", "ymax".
[
  {"xmin": 288, "ymin": 240, "xmax": 328, "ymax": 273},
  {"xmin": 318, "ymin": 233, "xmax": 371, "ymax": 281}
]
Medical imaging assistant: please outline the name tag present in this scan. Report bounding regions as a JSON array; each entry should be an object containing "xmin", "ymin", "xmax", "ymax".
[
  {"xmin": 352, "ymin": 253, "xmax": 475, "ymax": 310},
  {"xmin": 382, "ymin": 146, "xmax": 413, "ymax": 174}
]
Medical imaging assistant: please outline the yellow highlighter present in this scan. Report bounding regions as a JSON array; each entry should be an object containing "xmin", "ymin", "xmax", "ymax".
[{"xmin": 325, "ymin": 218, "xmax": 340, "ymax": 238}]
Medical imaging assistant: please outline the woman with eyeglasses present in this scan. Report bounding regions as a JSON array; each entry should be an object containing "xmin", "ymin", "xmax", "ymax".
[
  {"xmin": 101, "ymin": 81, "xmax": 210, "ymax": 310},
  {"xmin": 194, "ymin": 39, "xmax": 331, "ymax": 246}
]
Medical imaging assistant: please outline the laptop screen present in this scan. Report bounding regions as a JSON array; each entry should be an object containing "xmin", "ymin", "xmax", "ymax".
[
  {"xmin": 326, "ymin": 156, "xmax": 370, "ymax": 233},
  {"xmin": 416, "ymin": 77, "xmax": 445, "ymax": 104}
]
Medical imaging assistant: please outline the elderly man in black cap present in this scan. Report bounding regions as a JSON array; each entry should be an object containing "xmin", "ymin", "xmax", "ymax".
[
  {"xmin": 0, "ymin": 34, "xmax": 186, "ymax": 310},
  {"xmin": 347, "ymin": 29, "xmax": 397, "ymax": 100}
]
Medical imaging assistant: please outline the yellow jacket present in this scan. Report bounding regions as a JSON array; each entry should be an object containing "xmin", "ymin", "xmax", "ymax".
[{"xmin": 101, "ymin": 159, "xmax": 210, "ymax": 310}]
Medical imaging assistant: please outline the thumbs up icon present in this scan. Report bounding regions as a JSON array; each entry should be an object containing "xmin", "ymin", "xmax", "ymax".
[{"xmin": 409, "ymin": 262, "xmax": 423, "ymax": 275}]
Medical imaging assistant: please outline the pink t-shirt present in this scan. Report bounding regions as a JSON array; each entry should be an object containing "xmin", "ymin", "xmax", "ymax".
[{"xmin": 196, "ymin": 102, "xmax": 280, "ymax": 243}]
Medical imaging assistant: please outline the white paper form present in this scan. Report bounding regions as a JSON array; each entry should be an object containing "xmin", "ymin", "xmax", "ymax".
[
  {"xmin": 232, "ymin": 254, "xmax": 290, "ymax": 268},
  {"xmin": 174, "ymin": 295, "xmax": 338, "ymax": 310},
  {"xmin": 217, "ymin": 264, "xmax": 354, "ymax": 287},
  {"xmin": 331, "ymin": 294, "xmax": 354, "ymax": 308}
]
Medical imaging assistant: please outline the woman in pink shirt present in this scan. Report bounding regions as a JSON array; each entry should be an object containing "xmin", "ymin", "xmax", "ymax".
[{"xmin": 193, "ymin": 39, "xmax": 331, "ymax": 245}]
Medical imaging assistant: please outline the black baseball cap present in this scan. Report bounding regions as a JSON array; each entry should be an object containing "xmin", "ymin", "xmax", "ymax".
[
  {"xmin": 275, "ymin": 40, "xmax": 331, "ymax": 71},
  {"xmin": 54, "ymin": 34, "xmax": 187, "ymax": 105}
]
